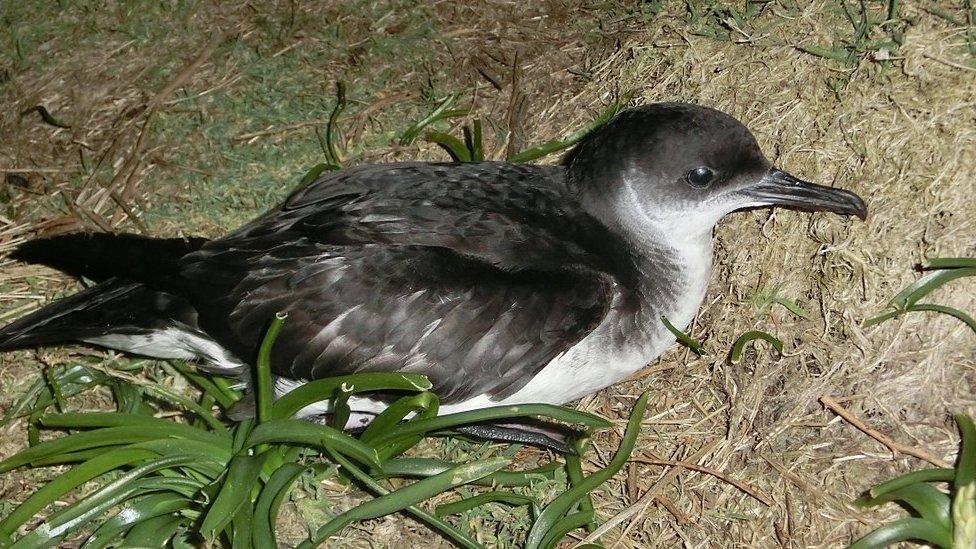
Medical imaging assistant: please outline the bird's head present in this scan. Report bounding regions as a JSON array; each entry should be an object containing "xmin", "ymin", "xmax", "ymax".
[{"xmin": 565, "ymin": 103, "xmax": 867, "ymax": 246}]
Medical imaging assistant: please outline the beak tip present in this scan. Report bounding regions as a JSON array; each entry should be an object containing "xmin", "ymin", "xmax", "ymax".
[{"xmin": 846, "ymin": 192, "xmax": 868, "ymax": 221}]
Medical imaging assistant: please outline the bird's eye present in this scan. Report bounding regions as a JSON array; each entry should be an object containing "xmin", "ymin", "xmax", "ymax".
[{"xmin": 686, "ymin": 167, "xmax": 714, "ymax": 188}]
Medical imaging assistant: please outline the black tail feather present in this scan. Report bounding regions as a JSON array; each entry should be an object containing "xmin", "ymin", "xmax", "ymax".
[
  {"xmin": 10, "ymin": 233, "xmax": 207, "ymax": 283},
  {"xmin": 1, "ymin": 232, "xmax": 206, "ymax": 351},
  {"xmin": 0, "ymin": 279, "xmax": 195, "ymax": 351}
]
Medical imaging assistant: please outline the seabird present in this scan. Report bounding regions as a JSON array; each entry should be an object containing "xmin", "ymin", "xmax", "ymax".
[{"xmin": 0, "ymin": 103, "xmax": 866, "ymax": 444}]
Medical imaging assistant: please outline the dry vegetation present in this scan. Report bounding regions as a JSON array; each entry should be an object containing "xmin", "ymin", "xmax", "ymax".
[{"xmin": 1, "ymin": 1, "xmax": 974, "ymax": 547}]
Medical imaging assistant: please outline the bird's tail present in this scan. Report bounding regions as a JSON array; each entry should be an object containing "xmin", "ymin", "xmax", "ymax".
[
  {"xmin": 0, "ymin": 233, "xmax": 206, "ymax": 351},
  {"xmin": 9, "ymin": 232, "xmax": 207, "ymax": 283}
]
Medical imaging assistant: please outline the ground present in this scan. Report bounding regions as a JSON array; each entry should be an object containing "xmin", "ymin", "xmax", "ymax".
[{"xmin": 1, "ymin": 1, "xmax": 974, "ymax": 547}]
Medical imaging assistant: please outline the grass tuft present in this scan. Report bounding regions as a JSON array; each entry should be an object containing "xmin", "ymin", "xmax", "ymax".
[{"xmin": 0, "ymin": 315, "xmax": 645, "ymax": 548}]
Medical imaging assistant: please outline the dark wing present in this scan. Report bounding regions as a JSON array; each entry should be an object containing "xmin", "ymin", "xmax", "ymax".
[
  {"xmin": 231, "ymin": 162, "xmax": 610, "ymax": 273},
  {"xmin": 181, "ymin": 235, "xmax": 613, "ymax": 403}
]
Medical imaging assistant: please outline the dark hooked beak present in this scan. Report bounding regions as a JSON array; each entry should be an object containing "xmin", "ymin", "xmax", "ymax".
[{"xmin": 740, "ymin": 169, "xmax": 868, "ymax": 220}]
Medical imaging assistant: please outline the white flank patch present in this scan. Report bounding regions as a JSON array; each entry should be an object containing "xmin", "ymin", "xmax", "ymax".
[{"xmin": 84, "ymin": 326, "xmax": 245, "ymax": 371}]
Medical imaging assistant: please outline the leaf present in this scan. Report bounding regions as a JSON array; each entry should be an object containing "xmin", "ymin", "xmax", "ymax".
[
  {"xmin": 378, "ymin": 458, "xmax": 560, "ymax": 487},
  {"xmin": 565, "ymin": 437, "xmax": 595, "ymax": 532},
  {"xmin": 955, "ymin": 414, "xmax": 976, "ymax": 488},
  {"xmin": 537, "ymin": 510, "xmax": 596, "ymax": 549},
  {"xmin": 302, "ymin": 457, "xmax": 509, "ymax": 547},
  {"xmin": 507, "ymin": 93, "xmax": 633, "ymax": 163},
  {"xmin": 400, "ymin": 95, "xmax": 467, "ymax": 145},
  {"xmin": 252, "ymin": 463, "xmax": 306, "ymax": 548},
  {"xmin": 115, "ymin": 514, "xmax": 182, "ymax": 548},
  {"xmin": 361, "ymin": 393, "xmax": 439, "ymax": 444},
  {"xmin": 525, "ymin": 392, "xmax": 649, "ymax": 549},
  {"xmin": 361, "ymin": 392, "xmax": 439, "ymax": 460},
  {"xmin": 199, "ymin": 453, "xmax": 269, "ymax": 539},
  {"xmin": 167, "ymin": 361, "xmax": 239, "ymax": 409},
  {"xmin": 323, "ymin": 81, "xmax": 347, "ymax": 167},
  {"xmin": 856, "ymin": 484, "xmax": 950, "ymax": 529},
  {"xmin": 20, "ymin": 105, "xmax": 72, "ymax": 128},
  {"xmin": 864, "ymin": 468, "xmax": 955, "ymax": 499},
  {"xmin": 661, "ymin": 315, "xmax": 705, "ymax": 356},
  {"xmin": 272, "ymin": 372, "xmax": 431, "ymax": 420},
  {"xmin": 889, "ymin": 268, "xmax": 976, "ymax": 311},
  {"xmin": 435, "ymin": 491, "xmax": 538, "ymax": 517},
  {"xmin": 729, "ymin": 331, "xmax": 784, "ymax": 364},
  {"xmin": 426, "ymin": 131, "xmax": 472, "ymax": 162},
  {"xmin": 466, "ymin": 120, "xmax": 484, "ymax": 162},
  {"xmin": 847, "ymin": 517, "xmax": 952, "ymax": 549},
  {"xmin": 256, "ymin": 313, "xmax": 288, "ymax": 425},
  {"xmin": 242, "ymin": 419, "xmax": 380, "ymax": 468},
  {"xmin": 909, "ymin": 304, "xmax": 976, "ymax": 335},
  {"xmin": 365, "ymin": 403, "xmax": 610, "ymax": 451},
  {"xmin": 8, "ymin": 454, "xmax": 198, "ymax": 548},
  {"xmin": 0, "ymin": 425, "xmax": 205, "ymax": 474},
  {"xmin": 323, "ymin": 452, "xmax": 484, "ymax": 549},
  {"xmin": 81, "ymin": 493, "xmax": 189, "ymax": 549},
  {"xmin": 299, "ymin": 162, "xmax": 340, "ymax": 188},
  {"xmin": 3, "ymin": 364, "xmax": 108, "ymax": 424},
  {"xmin": 772, "ymin": 296, "xmax": 809, "ymax": 319},
  {"xmin": 923, "ymin": 257, "xmax": 976, "ymax": 269}
]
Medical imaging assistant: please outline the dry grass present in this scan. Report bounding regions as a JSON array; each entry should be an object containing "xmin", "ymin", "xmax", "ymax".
[{"xmin": 1, "ymin": 1, "xmax": 975, "ymax": 547}]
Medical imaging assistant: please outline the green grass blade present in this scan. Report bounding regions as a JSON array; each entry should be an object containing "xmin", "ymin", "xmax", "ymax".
[
  {"xmin": 524, "ymin": 392, "xmax": 648, "ymax": 549},
  {"xmin": 467, "ymin": 120, "xmax": 484, "ymax": 162},
  {"xmin": 955, "ymin": 414, "xmax": 976, "ymax": 487},
  {"xmin": 400, "ymin": 95, "xmax": 465, "ymax": 145},
  {"xmin": 42, "ymin": 366, "xmax": 67, "ymax": 413},
  {"xmin": 302, "ymin": 456, "xmax": 508, "ymax": 548},
  {"xmin": 537, "ymin": 510, "xmax": 596, "ymax": 549},
  {"xmin": 242, "ymin": 419, "xmax": 380, "ymax": 468},
  {"xmin": 923, "ymin": 258, "xmax": 976, "ymax": 269},
  {"xmin": 729, "ymin": 331, "xmax": 784, "ymax": 364},
  {"xmin": 565, "ymin": 437, "xmax": 595, "ymax": 532},
  {"xmin": 910, "ymin": 304, "xmax": 976, "ymax": 335},
  {"xmin": 367, "ymin": 404, "xmax": 610, "ymax": 451},
  {"xmin": 889, "ymin": 268, "xmax": 976, "ymax": 310},
  {"xmin": 378, "ymin": 458, "xmax": 560, "ymax": 487},
  {"xmin": 426, "ymin": 131, "xmax": 472, "ymax": 162},
  {"xmin": 855, "ymin": 484, "xmax": 950, "ymax": 529},
  {"xmin": 361, "ymin": 393, "xmax": 439, "ymax": 444},
  {"xmin": 167, "ymin": 361, "xmax": 239, "ymax": 409},
  {"xmin": 661, "ymin": 315, "xmax": 705, "ymax": 356},
  {"xmin": 142, "ymin": 384, "xmax": 229, "ymax": 435},
  {"xmin": 435, "ymin": 491, "xmax": 537, "ymax": 517},
  {"xmin": 81, "ymin": 493, "xmax": 188, "ymax": 549},
  {"xmin": 323, "ymin": 81, "xmax": 347, "ymax": 167},
  {"xmin": 200, "ymin": 453, "xmax": 269, "ymax": 539},
  {"xmin": 252, "ymin": 463, "xmax": 306, "ymax": 548},
  {"xmin": 862, "ymin": 309, "xmax": 903, "ymax": 328},
  {"xmin": 507, "ymin": 93, "xmax": 632, "ymax": 163},
  {"xmin": 362, "ymin": 392, "xmax": 439, "ymax": 460},
  {"xmin": 3, "ymin": 364, "xmax": 110, "ymax": 424},
  {"xmin": 772, "ymin": 296, "xmax": 809, "ymax": 319},
  {"xmin": 847, "ymin": 517, "xmax": 952, "ymax": 549},
  {"xmin": 299, "ymin": 162, "xmax": 340, "ymax": 187},
  {"xmin": 272, "ymin": 372, "xmax": 431, "ymax": 420},
  {"xmin": 230, "ymin": 490, "xmax": 255, "ymax": 549},
  {"xmin": 256, "ymin": 313, "xmax": 287, "ymax": 425},
  {"xmin": 864, "ymin": 468, "xmax": 955, "ymax": 499},
  {"xmin": 323, "ymin": 452, "xmax": 484, "ymax": 549},
  {"xmin": 115, "ymin": 514, "xmax": 182, "ymax": 548},
  {"xmin": 8, "ymin": 453, "xmax": 196, "ymax": 548},
  {"xmin": 0, "ymin": 426, "xmax": 199, "ymax": 474},
  {"xmin": 954, "ymin": 414, "xmax": 976, "ymax": 549}
]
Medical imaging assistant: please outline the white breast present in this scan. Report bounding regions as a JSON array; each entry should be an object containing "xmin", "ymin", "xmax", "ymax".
[{"xmin": 438, "ymin": 231, "xmax": 714, "ymax": 412}]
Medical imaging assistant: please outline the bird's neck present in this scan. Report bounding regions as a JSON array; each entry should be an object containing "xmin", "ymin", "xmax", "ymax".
[{"xmin": 630, "ymin": 229, "xmax": 714, "ymax": 336}]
